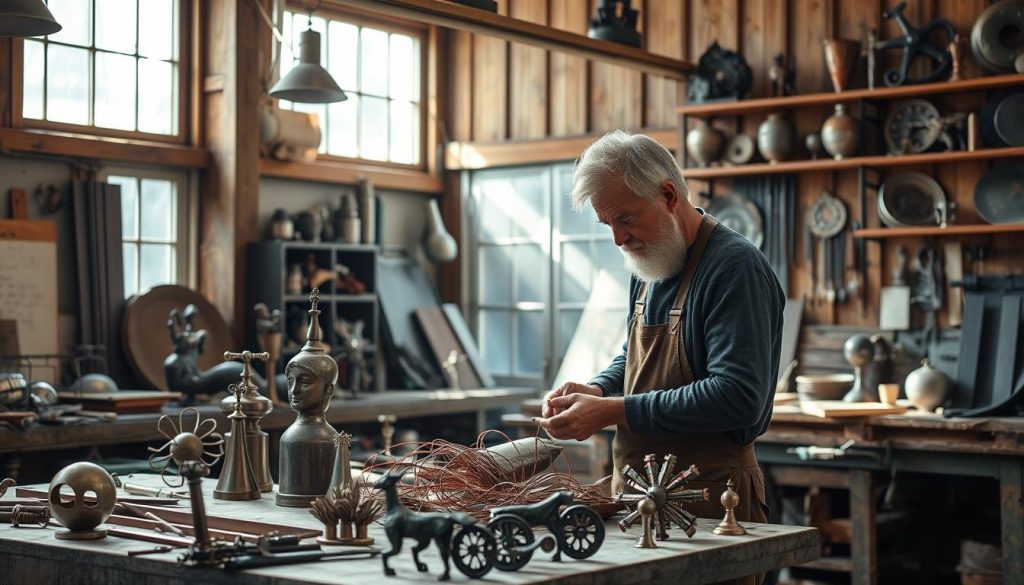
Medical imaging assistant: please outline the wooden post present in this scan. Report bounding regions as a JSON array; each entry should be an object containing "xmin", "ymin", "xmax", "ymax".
[
  {"xmin": 200, "ymin": 0, "xmax": 263, "ymax": 339},
  {"xmin": 849, "ymin": 469, "xmax": 877, "ymax": 585},
  {"xmin": 1000, "ymin": 459, "xmax": 1024, "ymax": 584}
]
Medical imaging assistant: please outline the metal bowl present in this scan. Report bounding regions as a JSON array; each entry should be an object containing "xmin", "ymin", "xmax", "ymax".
[
  {"xmin": 878, "ymin": 172, "xmax": 946, "ymax": 227},
  {"xmin": 975, "ymin": 163, "xmax": 1024, "ymax": 225}
]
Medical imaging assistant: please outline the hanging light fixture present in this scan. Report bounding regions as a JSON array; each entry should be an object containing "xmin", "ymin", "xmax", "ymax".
[
  {"xmin": 0, "ymin": 0, "xmax": 62, "ymax": 37},
  {"xmin": 269, "ymin": 3, "xmax": 347, "ymax": 104}
]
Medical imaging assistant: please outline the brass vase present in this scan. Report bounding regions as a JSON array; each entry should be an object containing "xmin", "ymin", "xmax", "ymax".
[
  {"xmin": 821, "ymin": 104, "xmax": 859, "ymax": 160},
  {"xmin": 685, "ymin": 120, "xmax": 725, "ymax": 167},
  {"xmin": 756, "ymin": 113, "xmax": 795, "ymax": 164},
  {"xmin": 822, "ymin": 38, "xmax": 861, "ymax": 93}
]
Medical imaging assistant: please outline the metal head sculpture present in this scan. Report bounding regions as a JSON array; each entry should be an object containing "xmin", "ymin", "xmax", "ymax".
[{"xmin": 285, "ymin": 289, "xmax": 337, "ymax": 414}]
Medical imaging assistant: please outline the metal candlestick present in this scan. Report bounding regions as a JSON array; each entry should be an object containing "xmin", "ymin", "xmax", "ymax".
[
  {"xmin": 220, "ymin": 350, "xmax": 274, "ymax": 492},
  {"xmin": 214, "ymin": 382, "xmax": 261, "ymax": 501},
  {"xmin": 635, "ymin": 497, "xmax": 658, "ymax": 548},
  {"xmin": 713, "ymin": 478, "xmax": 748, "ymax": 536}
]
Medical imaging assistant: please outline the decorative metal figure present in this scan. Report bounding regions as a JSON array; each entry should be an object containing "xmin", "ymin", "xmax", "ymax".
[
  {"xmin": 147, "ymin": 407, "xmax": 224, "ymax": 488},
  {"xmin": 214, "ymin": 378, "xmax": 261, "ymax": 501},
  {"xmin": 713, "ymin": 479, "xmax": 748, "ymax": 536},
  {"xmin": 48, "ymin": 462, "xmax": 117, "ymax": 540},
  {"xmin": 328, "ymin": 431, "xmax": 354, "ymax": 492},
  {"xmin": 254, "ymin": 303, "xmax": 285, "ymax": 405},
  {"xmin": 487, "ymin": 491, "xmax": 604, "ymax": 571},
  {"xmin": 876, "ymin": 1, "xmax": 956, "ymax": 86},
  {"xmin": 220, "ymin": 350, "xmax": 274, "ymax": 492},
  {"xmin": 334, "ymin": 318, "xmax": 371, "ymax": 398},
  {"xmin": 768, "ymin": 53, "xmax": 795, "ymax": 97},
  {"xmin": 634, "ymin": 497, "xmax": 658, "ymax": 548},
  {"xmin": 333, "ymin": 484, "xmax": 382, "ymax": 546},
  {"xmin": 375, "ymin": 471, "xmax": 497, "ymax": 581},
  {"xmin": 310, "ymin": 492, "xmax": 342, "ymax": 545},
  {"xmin": 277, "ymin": 289, "xmax": 339, "ymax": 507},
  {"xmin": 615, "ymin": 454, "xmax": 710, "ymax": 540}
]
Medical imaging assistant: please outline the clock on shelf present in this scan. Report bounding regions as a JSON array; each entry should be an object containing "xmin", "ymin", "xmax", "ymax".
[{"xmin": 884, "ymin": 99, "xmax": 942, "ymax": 155}]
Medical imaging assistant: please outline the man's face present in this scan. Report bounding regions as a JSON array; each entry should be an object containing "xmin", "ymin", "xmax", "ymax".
[
  {"xmin": 287, "ymin": 364, "xmax": 325, "ymax": 412},
  {"xmin": 592, "ymin": 177, "xmax": 687, "ymax": 282}
]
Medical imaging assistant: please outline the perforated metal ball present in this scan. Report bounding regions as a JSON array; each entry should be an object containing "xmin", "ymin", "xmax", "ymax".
[{"xmin": 48, "ymin": 462, "xmax": 117, "ymax": 531}]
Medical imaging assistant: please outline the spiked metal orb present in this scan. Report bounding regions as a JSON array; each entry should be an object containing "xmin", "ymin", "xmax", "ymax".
[
  {"xmin": 615, "ymin": 454, "xmax": 710, "ymax": 540},
  {"xmin": 148, "ymin": 407, "xmax": 225, "ymax": 488}
]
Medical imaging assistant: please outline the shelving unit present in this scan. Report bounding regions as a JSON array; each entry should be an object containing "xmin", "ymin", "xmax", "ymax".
[
  {"xmin": 246, "ymin": 240, "xmax": 384, "ymax": 393},
  {"xmin": 854, "ymin": 224, "xmax": 1024, "ymax": 239}
]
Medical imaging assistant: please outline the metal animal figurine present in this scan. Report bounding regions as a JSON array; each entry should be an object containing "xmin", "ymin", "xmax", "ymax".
[
  {"xmin": 334, "ymin": 318, "xmax": 372, "ymax": 398},
  {"xmin": 876, "ymin": 1, "xmax": 956, "ymax": 86},
  {"xmin": 374, "ymin": 471, "xmax": 497, "ymax": 581},
  {"xmin": 487, "ymin": 491, "xmax": 604, "ymax": 571}
]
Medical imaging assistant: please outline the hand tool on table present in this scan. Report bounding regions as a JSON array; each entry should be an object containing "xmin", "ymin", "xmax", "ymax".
[
  {"xmin": 121, "ymin": 502, "xmax": 185, "ymax": 536},
  {"xmin": 0, "ymin": 504, "xmax": 49, "ymax": 527},
  {"xmin": 111, "ymin": 474, "xmax": 189, "ymax": 500},
  {"xmin": 221, "ymin": 547, "xmax": 380, "ymax": 570}
]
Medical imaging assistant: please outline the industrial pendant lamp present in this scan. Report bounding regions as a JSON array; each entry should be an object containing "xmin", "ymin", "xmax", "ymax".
[
  {"xmin": 269, "ymin": 4, "xmax": 346, "ymax": 104},
  {"xmin": 0, "ymin": 0, "xmax": 62, "ymax": 37}
]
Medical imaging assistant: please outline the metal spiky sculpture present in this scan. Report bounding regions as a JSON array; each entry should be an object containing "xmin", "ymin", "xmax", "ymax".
[
  {"xmin": 615, "ymin": 454, "xmax": 709, "ymax": 541},
  {"xmin": 147, "ymin": 407, "xmax": 224, "ymax": 488}
]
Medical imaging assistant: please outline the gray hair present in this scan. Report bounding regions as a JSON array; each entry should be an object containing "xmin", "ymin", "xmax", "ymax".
[{"xmin": 570, "ymin": 130, "xmax": 688, "ymax": 211}]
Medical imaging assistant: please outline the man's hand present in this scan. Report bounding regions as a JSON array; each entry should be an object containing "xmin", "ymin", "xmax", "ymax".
[
  {"xmin": 542, "ymin": 382, "xmax": 602, "ymax": 418},
  {"xmin": 534, "ymin": 394, "xmax": 625, "ymax": 441}
]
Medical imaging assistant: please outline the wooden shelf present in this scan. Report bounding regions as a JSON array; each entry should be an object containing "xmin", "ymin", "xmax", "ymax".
[
  {"xmin": 337, "ymin": 0, "xmax": 694, "ymax": 80},
  {"xmin": 854, "ymin": 224, "xmax": 1024, "ymax": 239},
  {"xmin": 677, "ymin": 73, "xmax": 1024, "ymax": 117},
  {"xmin": 682, "ymin": 146, "xmax": 1024, "ymax": 179},
  {"xmin": 0, "ymin": 128, "xmax": 209, "ymax": 169},
  {"xmin": 260, "ymin": 157, "xmax": 443, "ymax": 193}
]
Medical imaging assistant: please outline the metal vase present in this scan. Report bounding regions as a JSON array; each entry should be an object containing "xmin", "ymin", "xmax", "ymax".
[
  {"xmin": 685, "ymin": 121, "xmax": 725, "ymax": 167},
  {"xmin": 821, "ymin": 104, "xmax": 859, "ymax": 160},
  {"xmin": 756, "ymin": 113, "xmax": 794, "ymax": 164},
  {"xmin": 822, "ymin": 38, "xmax": 861, "ymax": 92}
]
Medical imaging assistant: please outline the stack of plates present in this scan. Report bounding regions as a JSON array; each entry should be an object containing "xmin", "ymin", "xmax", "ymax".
[{"xmin": 795, "ymin": 373, "xmax": 854, "ymax": 401}]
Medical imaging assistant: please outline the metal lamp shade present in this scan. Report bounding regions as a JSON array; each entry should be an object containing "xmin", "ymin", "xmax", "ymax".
[
  {"xmin": 270, "ymin": 28, "xmax": 347, "ymax": 104},
  {"xmin": 0, "ymin": 0, "xmax": 62, "ymax": 37}
]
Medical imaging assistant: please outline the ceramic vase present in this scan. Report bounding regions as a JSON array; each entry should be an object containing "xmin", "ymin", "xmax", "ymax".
[
  {"xmin": 424, "ymin": 199, "xmax": 457, "ymax": 263},
  {"xmin": 904, "ymin": 358, "xmax": 949, "ymax": 412},
  {"xmin": 757, "ymin": 113, "xmax": 794, "ymax": 164},
  {"xmin": 685, "ymin": 121, "xmax": 725, "ymax": 167},
  {"xmin": 821, "ymin": 104, "xmax": 859, "ymax": 160},
  {"xmin": 822, "ymin": 38, "xmax": 861, "ymax": 93}
]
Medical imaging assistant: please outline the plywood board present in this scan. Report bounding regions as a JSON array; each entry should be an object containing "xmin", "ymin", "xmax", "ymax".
[
  {"xmin": 0, "ymin": 220, "xmax": 58, "ymax": 375},
  {"xmin": 800, "ymin": 400, "xmax": 908, "ymax": 418}
]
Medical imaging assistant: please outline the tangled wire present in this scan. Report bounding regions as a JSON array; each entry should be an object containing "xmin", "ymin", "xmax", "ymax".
[{"xmin": 363, "ymin": 430, "xmax": 618, "ymax": 521}]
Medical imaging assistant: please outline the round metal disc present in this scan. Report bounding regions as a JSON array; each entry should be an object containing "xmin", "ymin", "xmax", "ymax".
[
  {"xmin": 994, "ymin": 92, "xmax": 1024, "ymax": 147},
  {"xmin": 970, "ymin": 1, "xmax": 1024, "ymax": 73},
  {"xmin": 806, "ymin": 192, "xmax": 847, "ymax": 238},
  {"xmin": 975, "ymin": 164, "xmax": 1024, "ymax": 225},
  {"xmin": 878, "ymin": 172, "xmax": 946, "ymax": 227},
  {"xmin": 708, "ymin": 193, "xmax": 764, "ymax": 248}
]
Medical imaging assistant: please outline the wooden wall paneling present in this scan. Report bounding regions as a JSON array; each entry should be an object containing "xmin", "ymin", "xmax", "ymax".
[
  {"xmin": 838, "ymin": 0, "xmax": 881, "ymax": 92},
  {"xmin": 548, "ymin": 0, "xmax": 589, "ymax": 136},
  {"xmin": 472, "ymin": 0, "xmax": 509, "ymax": 141},
  {"xmin": 589, "ymin": 0, "xmax": 644, "ymax": 132},
  {"xmin": 509, "ymin": 0, "xmax": 549, "ymax": 139},
  {"xmin": 688, "ymin": 0, "xmax": 740, "ymax": 159},
  {"xmin": 740, "ymin": 0, "xmax": 787, "ymax": 145},
  {"xmin": 447, "ymin": 30, "xmax": 474, "ymax": 143},
  {"xmin": 788, "ymin": 0, "xmax": 830, "ymax": 95},
  {"xmin": 643, "ymin": 1, "xmax": 685, "ymax": 128}
]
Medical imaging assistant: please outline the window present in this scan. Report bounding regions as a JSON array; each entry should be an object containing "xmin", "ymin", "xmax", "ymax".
[
  {"xmin": 279, "ymin": 10, "xmax": 423, "ymax": 165},
  {"xmin": 466, "ymin": 163, "xmax": 630, "ymax": 388},
  {"xmin": 22, "ymin": 0, "xmax": 182, "ymax": 138},
  {"xmin": 105, "ymin": 169, "xmax": 192, "ymax": 298}
]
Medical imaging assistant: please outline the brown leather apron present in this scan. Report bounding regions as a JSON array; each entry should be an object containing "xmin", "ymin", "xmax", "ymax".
[{"xmin": 611, "ymin": 214, "xmax": 768, "ymax": 584}]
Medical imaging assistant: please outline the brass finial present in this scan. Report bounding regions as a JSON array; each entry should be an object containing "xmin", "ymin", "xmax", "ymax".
[
  {"xmin": 303, "ymin": 287, "xmax": 328, "ymax": 353},
  {"xmin": 713, "ymin": 478, "xmax": 748, "ymax": 536},
  {"xmin": 223, "ymin": 350, "xmax": 270, "ymax": 400}
]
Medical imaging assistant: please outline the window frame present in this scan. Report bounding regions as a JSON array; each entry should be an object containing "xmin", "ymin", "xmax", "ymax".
[
  {"xmin": 280, "ymin": 1, "xmax": 430, "ymax": 171},
  {"xmin": 12, "ymin": 0, "xmax": 193, "ymax": 145},
  {"xmin": 99, "ymin": 165, "xmax": 197, "ymax": 297}
]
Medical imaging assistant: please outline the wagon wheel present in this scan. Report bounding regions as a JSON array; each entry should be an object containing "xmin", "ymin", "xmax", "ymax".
[
  {"xmin": 451, "ymin": 524, "xmax": 497, "ymax": 578},
  {"xmin": 487, "ymin": 514, "xmax": 535, "ymax": 571},
  {"xmin": 559, "ymin": 504, "xmax": 605, "ymax": 560}
]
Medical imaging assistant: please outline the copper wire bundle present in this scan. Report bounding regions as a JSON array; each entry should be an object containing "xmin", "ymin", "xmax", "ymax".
[{"xmin": 364, "ymin": 430, "xmax": 617, "ymax": 520}]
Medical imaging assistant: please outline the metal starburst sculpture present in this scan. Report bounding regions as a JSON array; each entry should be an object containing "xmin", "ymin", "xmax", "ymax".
[
  {"xmin": 615, "ymin": 454, "xmax": 709, "ymax": 540},
  {"xmin": 148, "ymin": 407, "xmax": 225, "ymax": 488}
]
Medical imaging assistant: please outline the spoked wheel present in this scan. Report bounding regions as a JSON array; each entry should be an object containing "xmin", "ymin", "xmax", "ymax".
[
  {"xmin": 487, "ymin": 514, "xmax": 535, "ymax": 571},
  {"xmin": 559, "ymin": 504, "xmax": 605, "ymax": 560},
  {"xmin": 451, "ymin": 524, "xmax": 497, "ymax": 578}
]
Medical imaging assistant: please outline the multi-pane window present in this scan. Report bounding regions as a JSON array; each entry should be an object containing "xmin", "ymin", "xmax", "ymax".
[
  {"xmin": 279, "ymin": 11, "xmax": 422, "ymax": 165},
  {"xmin": 466, "ymin": 163, "xmax": 629, "ymax": 388},
  {"xmin": 22, "ymin": 0, "xmax": 181, "ymax": 136},
  {"xmin": 108, "ymin": 172, "xmax": 188, "ymax": 298}
]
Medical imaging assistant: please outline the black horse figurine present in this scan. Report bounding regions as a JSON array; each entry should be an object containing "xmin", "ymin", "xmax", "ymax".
[{"xmin": 374, "ymin": 471, "xmax": 496, "ymax": 581}]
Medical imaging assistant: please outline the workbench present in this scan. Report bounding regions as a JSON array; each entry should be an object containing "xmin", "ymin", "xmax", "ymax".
[
  {"xmin": 0, "ymin": 474, "xmax": 819, "ymax": 584},
  {"xmin": 758, "ymin": 406, "xmax": 1024, "ymax": 585}
]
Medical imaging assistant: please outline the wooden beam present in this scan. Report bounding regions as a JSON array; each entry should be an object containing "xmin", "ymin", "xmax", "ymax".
[
  {"xmin": 333, "ymin": 0, "xmax": 694, "ymax": 79},
  {"xmin": 260, "ymin": 158, "xmax": 444, "ymax": 193},
  {"xmin": 445, "ymin": 128, "xmax": 678, "ymax": 170},
  {"xmin": 0, "ymin": 38, "xmax": 11, "ymax": 128},
  {"xmin": 0, "ymin": 128, "xmax": 210, "ymax": 168}
]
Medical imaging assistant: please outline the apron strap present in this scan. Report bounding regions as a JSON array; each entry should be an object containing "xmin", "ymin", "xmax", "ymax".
[
  {"xmin": 668, "ymin": 214, "xmax": 719, "ymax": 333},
  {"xmin": 632, "ymin": 281, "xmax": 648, "ymax": 324}
]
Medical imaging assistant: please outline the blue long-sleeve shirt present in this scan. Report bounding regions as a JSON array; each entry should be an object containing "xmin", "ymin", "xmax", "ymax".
[{"xmin": 588, "ymin": 221, "xmax": 784, "ymax": 446}]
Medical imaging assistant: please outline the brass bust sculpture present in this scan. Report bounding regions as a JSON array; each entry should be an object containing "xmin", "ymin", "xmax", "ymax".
[{"xmin": 276, "ymin": 289, "xmax": 339, "ymax": 507}]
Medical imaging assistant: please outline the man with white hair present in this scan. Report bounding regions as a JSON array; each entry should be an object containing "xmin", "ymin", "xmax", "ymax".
[{"xmin": 537, "ymin": 131, "xmax": 784, "ymax": 571}]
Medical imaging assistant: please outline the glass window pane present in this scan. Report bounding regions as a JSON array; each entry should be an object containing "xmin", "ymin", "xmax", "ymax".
[
  {"xmin": 109, "ymin": 176, "xmax": 138, "ymax": 238},
  {"xmin": 515, "ymin": 244, "xmax": 545, "ymax": 303},
  {"xmin": 140, "ymin": 179, "xmax": 174, "ymax": 241},
  {"xmin": 48, "ymin": 0, "xmax": 92, "ymax": 46},
  {"xmin": 46, "ymin": 45, "xmax": 90, "ymax": 125},
  {"xmin": 480, "ymin": 309, "xmax": 510, "ymax": 376},
  {"xmin": 388, "ymin": 34, "xmax": 417, "ymax": 101},
  {"xmin": 22, "ymin": 40, "xmax": 44, "ymax": 120},
  {"xmin": 359, "ymin": 28, "xmax": 388, "ymax": 96},
  {"xmin": 123, "ymin": 243, "xmax": 138, "ymax": 298},
  {"xmin": 560, "ymin": 241, "xmax": 591, "ymax": 303},
  {"xmin": 326, "ymin": 95, "xmax": 358, "ymax": 157},
  {"xmin": 280, "ymin": 11, "xmax": 295, "ymax": 82},
  {"xmin": 388, "ymin": 100, "xmax": 416, "ymax": 164},
  {"xmin": 327, "ymin": 21, "xmax": 358, "ymax": 92},
  {"xmin": 558, "ymin": 179, "xmax": 593, "ymax": 236},
  {"xmin": 479, "ymin": 245, "xmax": 511, "ymax": 305},
  {"xmin": 510, "ymin": 173, "xmax": 546, "ymax": 239},
  {"xmin": 359, "ymin": 96, "xmax": 388, "ymax": 161},
  {"xmin": 475, "ymin": 177, "xmax": 513, "ymax": 241},
  {"xmin": 138, "ymin": 58, "xmax": 175, "ymax": 134},
  {"xmin": 515, "ymin": 311, "xmax": 543, "ymax": 376},
  {"xmin": 597, "ymin": 240, "xmax": 628, "ymax": 283},
  {"xmin": 138, "ymin": 243, "xmax": 172, "ymax": 291},
  {"xmin": 558, "ymin": 309, "xmax": 582, "ymax": 359},
  {"xmin": 95, "ymin": 52, "xmax": 137, "ymax": 130},
  {"xmin": 95, "ymin": 0, "xmax": 136, "ymax": 54},
  {"xmin": 138, "ymin": 0, "xmax": 175, "ymax": 60}
]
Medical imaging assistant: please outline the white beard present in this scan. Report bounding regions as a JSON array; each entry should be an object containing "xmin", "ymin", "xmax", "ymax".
[{"xmin": 620, "ymin": 220, "xmax": 688, "ymax": 283}]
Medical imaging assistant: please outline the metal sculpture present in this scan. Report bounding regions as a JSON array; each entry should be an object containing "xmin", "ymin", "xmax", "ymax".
[
  {"xmin": 487, "ymin": 491, "xmax": 604, "ymax": 571},
  {"xmin": 47, "ymin": 462, "xmax": 117, "ymax": 540},
  {"xmin": 214, "ymin": 374, "xmax": 262, "ymax": 501},
  {"xmin": 686, "ymin": 41, "xmax": 753, "ymax": 103},
  {"xmin": 876, "ymin": 1, "xmax": 956, "ymax": 86},
  {"xmin": 587, "ymin": 0, "xmax": 642, "ymax": 48},
  {"xmin": 334, "ymin": 318, "xmax": 371, "ymax": 398},
  {"xmin": 375, "ymin": 471, "xmax": 497, "ymax": 581},
  {"xmin": 219, "ymin": 350, "xmax": 274, "ymax": 493},
  {"xmin": 615, "ymin": 454, "xmax": 710, "ymax": 541},
  {"xmin": 712, "ymin": 479, "xmax": 748, "ymax": 536},
  {"xmin": 147, "ymin": 407, "xmax": 224, "ymax": 488}
]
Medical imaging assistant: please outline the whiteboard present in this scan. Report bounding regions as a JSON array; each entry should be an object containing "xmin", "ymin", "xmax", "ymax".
[{"xmin": 0, "ymin": 221, "xmax": 59, "ymax": 365}]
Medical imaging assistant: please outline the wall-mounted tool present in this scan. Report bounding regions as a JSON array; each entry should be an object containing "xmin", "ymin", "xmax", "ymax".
[{"xmin": 786, "ymin": 439, "xmax": 883, "ymax": 463}]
